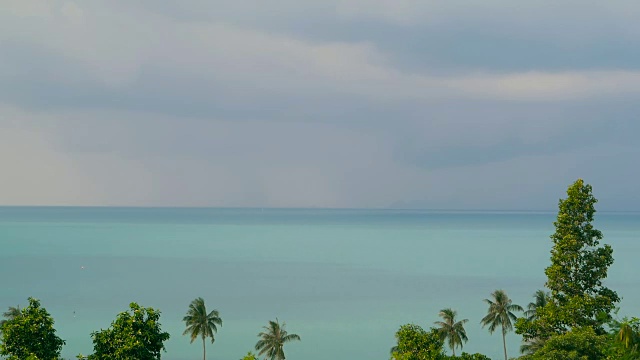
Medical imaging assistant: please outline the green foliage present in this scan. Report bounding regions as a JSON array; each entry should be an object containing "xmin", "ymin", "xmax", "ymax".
[
  {"xmin": 517, "ymin": 180, "xmax": 619, "ymax": 342},
  {"xmin": 88, "ymin": 302, "xmax": 170, "ymax": 360},
  {"xmin": 515, "ymin": 301, "xmax": 565, "ymax": 344},
  {"xmin": 434, "ymin": 308, "xmax": 468, "ymax": 356},
  {"xmin": 0, "ymin": 298, "xmax": 65, "ymax": 360},
  {"xmin": 255, "ymin": 318, "xmax": 300, "ymax": 360},
  {"xmin": 518, "ymin": 323, "xmax": 640, "ymax": 360},
  {"xmin": 518, "ymin": 327, "xmax": 609, "ymax": 360},
  {"xmin": 183, "ymin": 297, "xmax": 222, "ymax": 360},
  {"xmin": 240, "ymin": 351, "xmax": 260, "ymax": 360},
  {"xmin": 607, "ymin": 315, "xmax": 640, "ymax": 359},
  {"xmin": 481, "ymin": 290, "xmax": 522, "ymax": 360},
  {"xmin": 390, "ymin": 324, "xmax": 446, "ymax": 360},
  {"xmin": 517, "ymin": 291, "xmax": 552, "ymax": 355},
  {"xmin": 548, "ymin": 180, "xmax": 618, "ymax": 328}
]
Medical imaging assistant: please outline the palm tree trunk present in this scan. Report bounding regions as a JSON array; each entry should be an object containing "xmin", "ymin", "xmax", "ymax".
[
  {"xmin": 453, "ymin": 347, "xmax": 456, "ymax": 357},
  {"xmin": 502, "ymin": 327, "xmax": 507, "ymax": 360},
  {"xmin": 203, "ymin": 336, "xmax": 206, "ymax": 360}
]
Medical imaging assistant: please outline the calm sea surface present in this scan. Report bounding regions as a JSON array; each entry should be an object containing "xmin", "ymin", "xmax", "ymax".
[{"xmin": 1, "ymin": 207, "xmax": 638, "ymax": 360}]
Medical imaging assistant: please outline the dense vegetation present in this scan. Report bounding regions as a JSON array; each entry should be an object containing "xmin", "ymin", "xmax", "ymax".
[
  {"xmin": 390, "ymin": 179, "xmax": 638, "ymax": 359},
  {"xmin": 0, "ymin": 298, "xmax": 65, "ymax": 360},
  {"xmin": 86, "ymin": 303, "xmax": 170, "ymax": 360},
  {"xmin": 0, "ymin": 179, "xmax": 638, "ymax": 359},
  {"xmin": 0, "ymin": 297, "xmax": 298, "ymax": 360}
]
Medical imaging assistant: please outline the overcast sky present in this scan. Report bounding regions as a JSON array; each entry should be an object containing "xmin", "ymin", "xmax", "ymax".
[{"xmin": 1, "ymin": 1, "xmax": 639, "ymax": 209}]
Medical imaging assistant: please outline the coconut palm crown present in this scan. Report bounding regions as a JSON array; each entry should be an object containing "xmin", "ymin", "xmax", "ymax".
[
  {"xmin": 434, "ymin": 308, "xmax": 468, "ymax": 356},
  {"xmin": 481, "ymin": 289, "xmax": 523, "ymax": 360},
  {"xmin": 255, "ymin": 319, "xmax": 300, "ymax": 360},
  {"xmin": 523, "ymin": 290, "xmax": 550, "ymax": 322},
  {"xmin": 182, "ymin": 297, "xmax": 222, "ymax": 360}
]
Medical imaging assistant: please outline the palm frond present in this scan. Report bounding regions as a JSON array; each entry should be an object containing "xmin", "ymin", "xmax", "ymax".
[
  {"xmin": 2, "ymin": 306, "xmax": 21, "ymax": 320},
  {"xmin": 482, "ymin": 289, "xmax": 523, "ymax": 358},
  {"xmin": 520, "ymin": 337, "xmax": 545, "ymax": 354},
  {"xmin": 283, "ymin": 334, "xmax": 301, "ymax": 342},
  {"xmin": 524, "ymin": 290, "xmax": 550, "ymax": 321},
  {"xmin": 255, "ymin": 319, "xmax": 300, "ymax": 360},
  {"xmin": 182, "ymin": 297, "xmax": 222, "ymax": 354},
  {"xmin": 435, "ymin": 307, "xmax": 468, "ymax": 355}
]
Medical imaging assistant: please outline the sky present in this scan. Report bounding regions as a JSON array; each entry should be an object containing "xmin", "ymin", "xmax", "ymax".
[{"xmin": 1, "ymin": 1, "xmax": 639, "ymax": 210}]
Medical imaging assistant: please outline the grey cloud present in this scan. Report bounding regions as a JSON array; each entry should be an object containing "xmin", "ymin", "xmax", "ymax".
[
  {"xmin": 392, "ymin": 101, "xmax": 640, "ymax": 170},
  {"xmin": 1, "ymin": 0, "xmax": 640, "ymax": 209},
  {"xmin": 114, "ymin": 0, "xmax": 640, "ymax": 72},
  {"xmin": 4, "ymin": 1, "xmax": 640, "ymax": 116}
]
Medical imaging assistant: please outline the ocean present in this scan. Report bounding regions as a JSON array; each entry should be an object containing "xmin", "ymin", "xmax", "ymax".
[{"xmin": 0, "ymin": 207, "xmax": 638, "ymax": 360}]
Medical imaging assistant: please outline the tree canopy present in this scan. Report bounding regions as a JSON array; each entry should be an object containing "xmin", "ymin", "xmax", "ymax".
[
  {"xmin": 517, "ymin": 179, "xmax": 619, "ymax": 342},
  {"xmin": 88, "ymin": 302, "xmax": 170, "ymax": 360},
  {"xmin": 0, "ymin": 298, "xmax": 65, "ymax": 360},
  {"xmin": 391, "ymin": 324, "xmax": 446, "ymax": 360},
  {"xmin": 518, "ymin": 327, "xmax": 608, "ymax": 360},
  {"xmin": 240, "ymin": 351, "xmax": 259, "ymax": 360},
  {"xmin": 546, "ymin": 179, "xmax": 619, "ymax": 328}
]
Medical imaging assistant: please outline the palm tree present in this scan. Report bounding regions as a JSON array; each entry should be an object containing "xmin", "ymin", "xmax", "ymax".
[
  {"xmin": 255, "ymin": 319, "xmax": 300, "ymax": 360},
  {"xmin": 618, "ymin": 321, "xmax": 636, "ymax": 350},
  {"xmin": 0, "ymin": 305, "xmax": 21, "ymax": 330},
  {"xmin": 434, "ymin": 308, "xmax": 468, "ymax": 356},
  {"xmin": 519, "ymin": 337, "xmax": 545, "ymax": 355},
  {"xmin": 609, "ymin": 316, "xmax": 640, "ymax": 355},
  {"xmin": 523, "ymin": 290, "xmax": 550, "ymax": 321},
  {"xmin": 519, "ymin": 290, "xmax": 551, "ymax": 355},
  {"xmin": 182, "ymin": 297, "xmax": 222, "ymax": 360},
  {"xmin": 481, "ymin": 289, "xmax": 523, "ymax": 360}
]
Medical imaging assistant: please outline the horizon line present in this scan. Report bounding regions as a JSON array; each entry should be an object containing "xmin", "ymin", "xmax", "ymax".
[{"xmin": 0, "ymin": 205, "xmax": 638, "ymax": 213}]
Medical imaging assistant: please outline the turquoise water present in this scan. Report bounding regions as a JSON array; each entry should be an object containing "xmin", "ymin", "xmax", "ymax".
[{"xmin": 1, "ymin": 207, "xmax": 638, "ymax": 359}]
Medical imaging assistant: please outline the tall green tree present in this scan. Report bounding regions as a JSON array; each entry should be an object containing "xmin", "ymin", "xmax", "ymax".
[
  {"xmin": 434, "ymin": 308, "xmax": 468, "ymax": 356},
  {"xmin": 0, "ymin": 298, "xmax": 65, "ymax": 360},
  {"xmin": 255, "ymin": 319, "xmax": 300, "ymax": 360},
  {"xmin": 88, "ymin": 302, "xmax": 170, "ymax": 360},
  {"xmin": 183, "ymin": 297, "xmax": 222, "ymax": 360},
  {"xmin": 545, "ymin": 179, "xmax": 619, "ymax": 331},
  {"xmin": 517, "ymin": 179, "xmax": 619, "ymax": 342},
  {"xmin": 390, "ymin": 324, "xmax": 445, "ymax": 360},
  {"xmin": 480, "ymin": 289, "xmax": 523, "ymax": 360}
]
